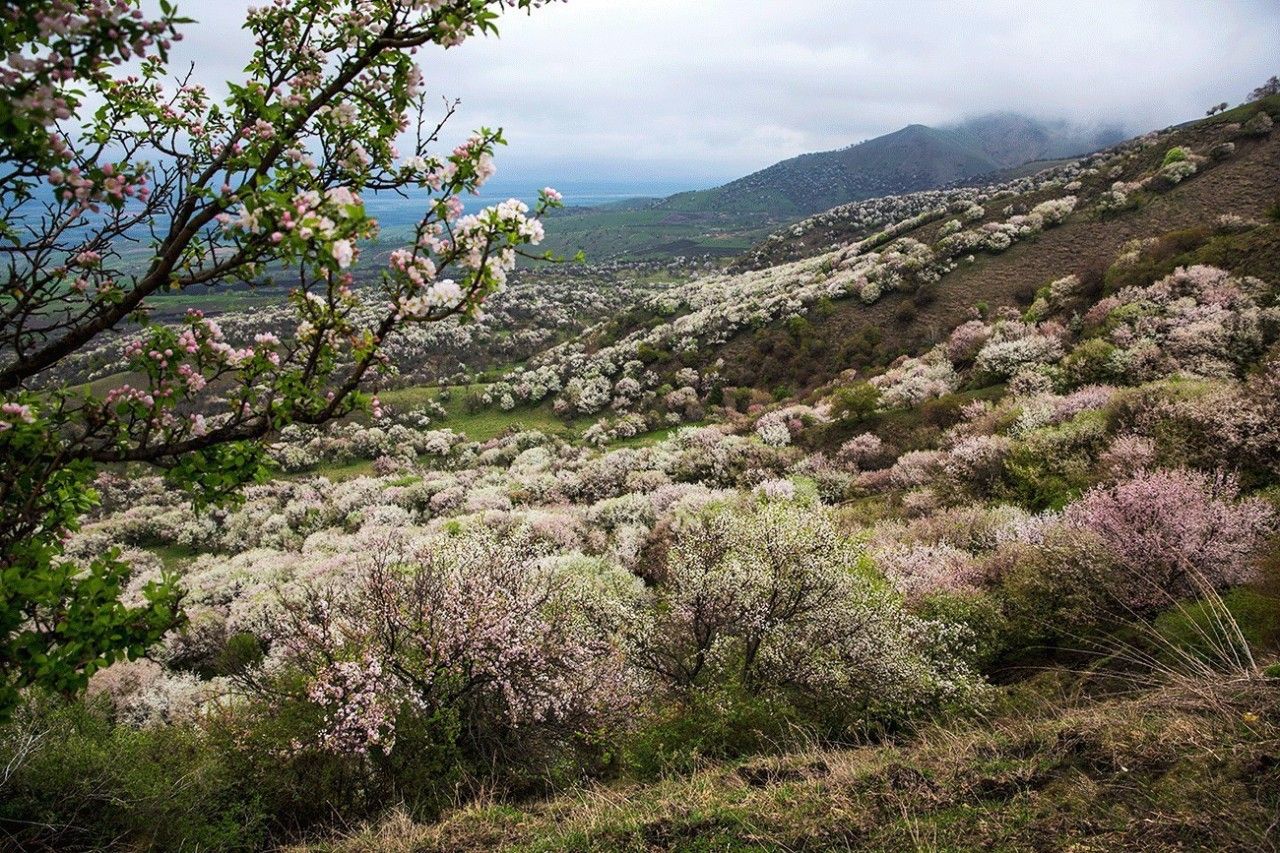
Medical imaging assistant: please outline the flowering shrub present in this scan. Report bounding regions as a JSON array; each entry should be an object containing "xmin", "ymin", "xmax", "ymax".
[
  {"xmin": 1093, "ymin": 265, "xmax": 1267, "ymax": 381},
  {"xmin": 1064, "ymin": 468, "xmax": 1273, "ymax": 608},
  {"xmin": 755, "ymin": 412, "xmax": 793, "ymax": 447},
  {"xmin": 632, "ymin": 502, "xmax": 983, "ymax": 724},
  {"xmin": 975, "ymin": 333, "xmax": 1064, "ymax": 380},
  {"xmin": 271, "ymin": 529, "xmax": 633, "ymax": 757},
  {"xmin": 872, "ymin": 352, "xmax": 960, "ymax": 408},
  {"xmin": 873, "ymin": 543, "xmax": 983, "ymax": 601},
  {"xmin": 838, "ymin": 432, "xmax": 888, "ymax": 470}
]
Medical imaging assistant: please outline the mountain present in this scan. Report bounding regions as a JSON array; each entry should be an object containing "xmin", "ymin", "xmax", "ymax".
[
  {"xmin": 656, "ymin": 123, "xmax": 997, "ymax": 216},
  {"xmin": 542, "ymin": 113, "xmax": 1125, "ymax": 260},
  {"xmin": 947, "ymin": 112, "xmax": 1125, "ymax": 169},
  {"xmin": 655, "ymin": 113, "xmax": 1123, "ymax": 218}
]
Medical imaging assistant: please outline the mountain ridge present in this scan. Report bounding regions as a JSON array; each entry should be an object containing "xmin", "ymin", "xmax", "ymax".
[
  {"xmin": 651, "ymin": 112, "xmax": 1125, "ymax": 217},
  {"xmin": 541, "ymin": 112, "xmax": 1126, "ymax": 259}
]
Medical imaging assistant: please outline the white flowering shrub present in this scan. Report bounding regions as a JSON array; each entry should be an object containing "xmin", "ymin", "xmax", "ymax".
[
  {"xmin": 631, "ymin": 502, "xmax": 983, "ymax": 725},
  {"xmin": 872, "ymin": 352, "xmax": 960, "ymax": 408}
]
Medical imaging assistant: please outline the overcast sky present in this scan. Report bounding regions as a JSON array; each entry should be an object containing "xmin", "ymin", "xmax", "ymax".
[{"xmin": 172, "ymin": 0, "xmax": 1280, "ymax": 187}]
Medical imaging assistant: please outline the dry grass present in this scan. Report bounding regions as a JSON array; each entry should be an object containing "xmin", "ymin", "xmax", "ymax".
[{"xmin": 290, "ymin": 673, "xmax": 1280, "ymax": 852}]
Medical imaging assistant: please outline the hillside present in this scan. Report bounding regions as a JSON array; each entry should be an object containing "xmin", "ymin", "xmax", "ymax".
[
  {"xmin": 282, "ymin": 96, "xmax": 1280, "ymax": 853},
  {"xmin": 540, "ymin": 114, "xmax": 1122, "ymax": 261},
  {"xmin": 5, "ymin": 82, "xmax": 1280, "ymax": 853},
  {"xmin": 709, "ymin": 98, "xmax": 1280, "ymax": 391},
  {"xmin": 303, "ymin": 679, "xmax": 1280, "ymax": 852},
  {"xmin": 660, "ymin": 114, "xmax": 1121, "ymax": 218}
]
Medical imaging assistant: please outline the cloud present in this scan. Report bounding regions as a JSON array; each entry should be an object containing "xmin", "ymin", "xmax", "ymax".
[{"xmin": 163, "ymin": 0, "xmax": 1280, "ymax": 185}]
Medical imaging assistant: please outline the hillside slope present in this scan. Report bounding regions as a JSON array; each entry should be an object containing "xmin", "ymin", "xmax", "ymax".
[
  {"xmin": 540, "ymin": 114, "xmax": 1121, "ymax": 261},
  {"xmin": 301, "ymin": 679, "xmax": 1280, "ymax": 852},
  {"xmin": 716, "ymin": 108, "xmax": 1280, "ymax": 391},
  {"xmin": 490, "ymin": 97, "xmax": 1279, "ymax": 419}
]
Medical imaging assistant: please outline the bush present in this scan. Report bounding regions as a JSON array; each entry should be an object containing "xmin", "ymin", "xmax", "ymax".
[
  {"xmin": 994, "ymin": 526, "xmax": 1121, "ymax": 645},
  {"xmin": 0, "ymin": 697, "xmax": 266, "ymax": 851},
  {"xmin": 1161, "ymin": 147, "xmax": 1187, "ymax": 167},
  {"xmin": 831, "ymin": 382, "xmax": 880, "ymax": 423},
  {"xmin": 632, "ymin": 502, "xmax": 984, "ymax": 735},
  {"xmin": 1060, "ymin": 337, "xmax": 1120, "ymax": 387},
  {"xmin": 263, "ymin": 529, "xmax": 634, "ymax": 765},
  {"xmin": 1064, "ymin": 468, "xmax": 1274, "ymax": 610},
  {"xmin": 622, "ymin": 688, "xmax": 808, "ymax": 778},
  {"xmin": 915, "ymin": 591, "xmax": 1008, "ymax": 670}
]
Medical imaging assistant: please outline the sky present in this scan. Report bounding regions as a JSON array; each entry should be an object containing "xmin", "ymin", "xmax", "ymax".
[{"xmin": 169, "ymin": 0, "xmax": 1280, "ymax": 189}]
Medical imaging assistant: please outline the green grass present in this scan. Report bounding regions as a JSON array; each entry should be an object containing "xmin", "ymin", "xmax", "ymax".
[
  {"xmin": 379, "ymin": 383, "xmax": 589, "ymax": 443},
  {"xmin": 538, "ymin": 206, "xmax": 772, "ymax": 262},
  {"xmin": 1198, "ymin": 92, "xmax": 1280, "ymax": 128},
  {"xmin": 610, "ymin": 421, "xmax": 706, "ymax": 448},
  {"xmin": 309, "ymin": 458, "xmax": 379, "ymax": 481},
  {"xmin": 146, "ymin": 543, "xmax": 203, "ymax": 571}
]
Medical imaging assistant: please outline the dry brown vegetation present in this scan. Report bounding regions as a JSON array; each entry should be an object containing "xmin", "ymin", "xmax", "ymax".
[{"xmin": 294, "ymin": 674, "xmax": 1280, "ymax": 852}]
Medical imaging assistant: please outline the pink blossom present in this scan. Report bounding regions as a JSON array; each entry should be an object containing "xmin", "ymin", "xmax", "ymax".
[{"xmin": 1065, "ymin": 468, "xmax": 1274, "ymax": 607}]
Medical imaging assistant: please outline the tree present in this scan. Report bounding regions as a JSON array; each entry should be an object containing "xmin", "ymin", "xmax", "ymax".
[
  {"xmin": 1248, "ymin": 75, "xmax": 1280, "ymax": 102},
  {"xmin": 0, "ymin": 0, "xmax": 561, "ymax": 717},
  {"xmin": 1064, "ymin": 468, "xmax": 1274, "ymax": 610},
  {"xmin": 830, "ymin": 380, "xmax": 880, "ymax": 423}
]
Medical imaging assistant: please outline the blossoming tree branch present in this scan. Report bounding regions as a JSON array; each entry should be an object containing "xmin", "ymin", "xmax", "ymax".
[{"xmin": 0, "ymin": 0, "xmax": 561, "ymax": 716}]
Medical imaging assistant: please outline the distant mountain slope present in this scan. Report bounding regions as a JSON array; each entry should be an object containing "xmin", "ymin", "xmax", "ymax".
[
  {"xmin": 657, "ymin": 113, "xmax": 1122, "ymax": 218},
  {"xmin": 947, "ymin": 112, "xmax": 1124, "ymax": 168},
  {"xmin": 541, "ymin": 114, "xmax": 1124, "ymax": 260},
  {"xmin": 657, "ymin": 124, "xmax": 997, "ymax": 217}
]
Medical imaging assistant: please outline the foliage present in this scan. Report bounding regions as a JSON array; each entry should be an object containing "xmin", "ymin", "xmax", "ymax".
[
  {"xmin": 0, "ymin": 696, "xmax": 266, "ymax": 851},
  {"xmin": 830, "ymin": 381, "xmax": 880, "ymax": 423},
  {"xmin": 0, "ymin": 0, "xmax": 561, "ymax": 716},
  {"xmin": 632, "ymin": 502, "xmax": 984, "ymax": 732}
]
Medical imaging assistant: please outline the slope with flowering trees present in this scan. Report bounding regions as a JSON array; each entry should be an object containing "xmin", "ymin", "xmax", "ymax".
[
  {"xmin": 0, "ymin": 0, "xmax": 566, "ymax": 717},
  {"xmin": 2, "ymin": 10, "xmax": 1280, "ymax": 848}
]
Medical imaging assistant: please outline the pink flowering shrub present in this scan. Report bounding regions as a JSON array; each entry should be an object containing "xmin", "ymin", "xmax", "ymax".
[
  {"xmin": 1126, "ymin": 364, "xmax": 1280, "ymax": 483},
  {"xmin": 838, "ymin": 432, "xmax": 888, "ymax": 470},
  {"xmin": 946, "ymin": 320, "xmax": 992, "ymax": 364},
  {"xmin": 889, "ymin": 450, "xmax": 946, "ymax": 489},
  {"xmin": 270, "ymin": 528, "xmax": 633, "ymax": 758},
  {"xmin": 1064, "ymin": 468, "xmax": 1274, "ymax": 608},
  {"xmin": 1096, "ymin": 434, "xmax": 1157, "ymax": 481},
  {"xmin": 1095, "ymin": 266, "xmax": 1267, "ymax": 382},
  {"xmin": 939, "ymin": 435, "xmax": 1013, "ymax": 496},
  {"xmin": 754, "ymin": 478, "xmax": 798, "ymax": 502},
  {"xmin": 873, "ymin": 543, "xmax": 983, "ymax": 601}
]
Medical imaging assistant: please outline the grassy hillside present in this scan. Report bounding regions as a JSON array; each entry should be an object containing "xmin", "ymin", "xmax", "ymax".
[
  {"xmin": 300, "ymin": 675, "xmax": 1280, "ymax": 852},
  {"xmin": 706, "ymin": 97, "xmax": 1280, "ymax": 392}
]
